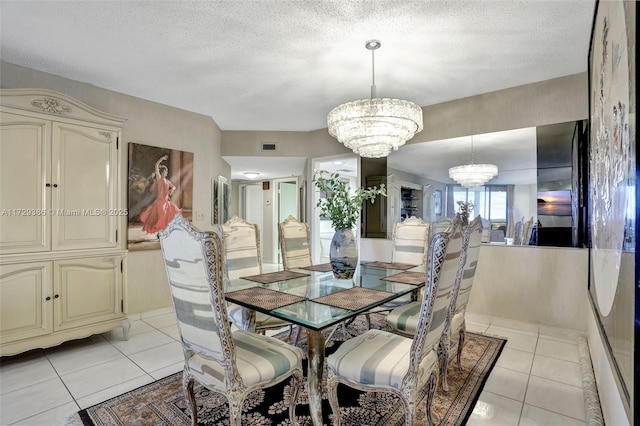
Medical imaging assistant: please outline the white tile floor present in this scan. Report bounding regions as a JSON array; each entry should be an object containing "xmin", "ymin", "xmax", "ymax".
[{"xmin": 0, "ymin": 309, "xmax": 590, "ymax": 425}]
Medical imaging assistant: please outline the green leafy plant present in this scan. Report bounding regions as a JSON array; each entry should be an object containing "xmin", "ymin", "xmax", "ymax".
[{"xmin": 313, "ymin": 170, "xmax": 386, "ymax": 230}]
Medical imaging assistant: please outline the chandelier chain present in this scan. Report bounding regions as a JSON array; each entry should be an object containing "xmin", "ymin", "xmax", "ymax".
[{"xmin": 370, "ymin": 45, "xmax": 376, "ymax": 98}]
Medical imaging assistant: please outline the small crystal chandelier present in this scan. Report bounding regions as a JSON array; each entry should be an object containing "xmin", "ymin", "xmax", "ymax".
[
  {"xmin": 448, "ymin": 137, "xmax": 498, "ymax": 187},
  {"xmin": 327, "ymin": 40, "xmax": 424, "ymax": 158}
]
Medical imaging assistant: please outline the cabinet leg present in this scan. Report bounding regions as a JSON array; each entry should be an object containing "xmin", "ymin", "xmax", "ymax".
[{"xmin": 122, "ymin": 318, "xmax": 131, "ymax": 340}]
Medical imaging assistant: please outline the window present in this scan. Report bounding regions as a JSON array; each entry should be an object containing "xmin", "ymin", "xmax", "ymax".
[{"xmin": 447, "ymin": 185, "xmax": 508, "ymax": 229}]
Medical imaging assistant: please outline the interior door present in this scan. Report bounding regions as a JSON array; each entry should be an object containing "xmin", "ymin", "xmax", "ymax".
[
  {"xmin": 241, "ymin": 183, "xmax": 263, "ymax": 253},
  {"xmin": 275, "ymin": 179, "xmax": 298, "ymax": 264}
]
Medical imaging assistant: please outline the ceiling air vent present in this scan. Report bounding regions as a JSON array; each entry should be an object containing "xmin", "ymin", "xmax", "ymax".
[{"xmin": 261, "ymin": 143, "xmax": 277, "ymax": 151}]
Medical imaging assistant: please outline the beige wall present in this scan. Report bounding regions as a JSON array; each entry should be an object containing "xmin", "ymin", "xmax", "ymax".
[
  {"xmin": 1, "ymin": 62, "xmax": 230, "ymax": 314},
  {"xmin": 413, "ymin": 73, "xmax": 588, "ymax": 142},
  {"xmin": 360, "ymin": 239, "xmax": 590, "ymax": 332},
  {"xmin": 467, "ymin": 245, "xmax": 589, "ymax": 331},
  {"xmin": 221, "ymin": 128, "xmax": 351, "ymax": 158}
]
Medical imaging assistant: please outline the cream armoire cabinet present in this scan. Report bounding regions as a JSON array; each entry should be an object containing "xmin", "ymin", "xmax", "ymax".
[{"xmin": 0, "ymin": 89, "xmax": 129, "ymax": 356}]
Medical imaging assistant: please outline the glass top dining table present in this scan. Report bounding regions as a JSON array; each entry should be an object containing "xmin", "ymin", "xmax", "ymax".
[{"xmin": 225, "ymin": 261, "xmax": 425, "ymax": 426}]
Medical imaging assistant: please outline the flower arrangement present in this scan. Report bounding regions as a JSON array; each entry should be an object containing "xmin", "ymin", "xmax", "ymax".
[
  {"xmin": 313, "ymin": 170, "xmax": 386, "ymax": 230},
  {"xmin": 456, "ymin": 200, "xmax": 475, "ymax": 223}
]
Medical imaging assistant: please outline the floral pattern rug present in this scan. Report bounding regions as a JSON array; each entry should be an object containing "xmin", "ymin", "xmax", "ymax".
[{"xmin": 72, "ymin": 315, "xmax": 505, "ymax": 426}]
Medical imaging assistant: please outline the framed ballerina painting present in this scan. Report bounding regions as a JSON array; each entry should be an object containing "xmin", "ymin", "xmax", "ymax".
[{"xmin": 127, "ymin": 142, "xmax": 194, "ymax": 250}]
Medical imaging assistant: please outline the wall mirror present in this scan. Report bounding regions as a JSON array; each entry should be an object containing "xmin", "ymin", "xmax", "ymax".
[{"xmin": 360, "ymin": 120, "xmax": 587, "ymax": 248}]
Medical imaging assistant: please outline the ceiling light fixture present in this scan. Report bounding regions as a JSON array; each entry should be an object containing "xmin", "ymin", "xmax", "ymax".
[
  {"xmin": 327, "ymin": 40, "xmax": 423, "ymax": 158},
  {"xmin": 243, "ymin": 171, "xmax": 260, "ymax": 179},
  {"xmin": 448, "ymin": 137, "xmax": 498, "ymax": 187}
]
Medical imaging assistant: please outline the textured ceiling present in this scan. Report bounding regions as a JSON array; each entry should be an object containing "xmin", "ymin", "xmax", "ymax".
[{"xmin": 0, "ymin": 0, "xmax": 595, "ymax": 133}]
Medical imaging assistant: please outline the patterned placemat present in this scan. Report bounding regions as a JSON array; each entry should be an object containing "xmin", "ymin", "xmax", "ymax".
[
  {"xmin": 364, "ymin": 261, "xmax": 417, "ymax": 270},
  {"xmin": 225, "ymin": 287, "xmax": 306, "ymax": 311},
  {"xmin": 381, "ymin": 271, "xmax": 425, "ymax": 286},
  {"xmin": 311, "ymin": 287, "xmax": 394, "ymax": 311},
  {"xmin": 239, "ymin": 270, "xmax": 309, "ymax": 284},
  {"xmin": 299, "ymin": 263, "xmax": 333, "ymax": 272}
]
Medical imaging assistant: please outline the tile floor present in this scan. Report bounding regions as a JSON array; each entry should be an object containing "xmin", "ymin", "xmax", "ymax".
[{"xmin": 0, "ymin": 309, "xmax": 590, "ymax": 425}]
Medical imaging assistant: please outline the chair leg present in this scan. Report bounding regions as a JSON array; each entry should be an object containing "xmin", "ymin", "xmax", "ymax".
[
  {"xmin": 404, "ymin": 396, "xmax": 416, "ymax": 426},
  {"xmin": 227, "ymin": 393, "xmax": 243, "ymax": 426},
  {"xmin": 182, "ymin": 373, "xmax": 198, "ymax": 426},
  {"xmin": 292, "ymin": 325, "xmax": 301, "ymax": 346},
  {"xmin": 457, "ymin": 327, "xmax": 466, "ymax": 372},
  {"xmin": 438, "ymin": 336, "xmax": 450, "ymax": 392},
  {"xmin": 424, "ymin": 372, "xmax": 438, "ymax": 426},
  {"xmin": 288, "ymin": 369, "xmax": 302, "ymax": 426},
  {"xmin": 326, "ymin": 371, "xmax": 341, "ymax": 426}
]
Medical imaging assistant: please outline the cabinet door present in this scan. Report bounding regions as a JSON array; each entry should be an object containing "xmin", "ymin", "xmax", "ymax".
[
  {"xmin": 51, "ymin": 122, "xmax": 118, "ymax": 250},
  {"xmin": 53, "ymin": 256, "xmax": 123, "ymax": 331},
  {"xmin": 0, "ymin": 262, "xmax": 53, "ymax": 343},
  {"xmin": 0, "ymin": 112, "xmax": 51, "ymax": 253}
]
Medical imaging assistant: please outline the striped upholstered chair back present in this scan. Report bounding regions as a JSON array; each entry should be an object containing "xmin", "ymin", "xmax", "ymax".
[
  {"xmin": 220, "ymin": 215, "xmax": 262, "ymax": 280},
  {"xmin": 159, "ymin": 214, "xmax": 304, "ymax": 425},
  {"xmin": 429, "ymin": 217, "xmax": 452, "ymax": 243},
  {"xmin": 159, "ymin": 214, "xmax": 232, "ymax": 373},
  {"xmin": 391, "ymin": 216, "xmax": 429, "ymax": 265},
  {"xmin": 453, "ymin": 215, "xmax": 483, "ymax": 315},
  {"xmin": 221, "ymin": 216, "xmax": 293, "ymax": 333},
  {"xmin": 279, "ymin": 215, "xmax": 312, "ymax": 270},
  {"xmin": 410, "ymin": 217, "xmax": 464, "ymax": 369}
]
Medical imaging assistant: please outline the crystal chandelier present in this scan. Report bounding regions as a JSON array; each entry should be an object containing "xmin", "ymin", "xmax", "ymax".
[
  {"xmin": 448, "ymin": 137, "xmax": 498, "ymax": 187},
  {"xmin": 327, "ymin": 40, "xmax": 423, "ymax": 158}
]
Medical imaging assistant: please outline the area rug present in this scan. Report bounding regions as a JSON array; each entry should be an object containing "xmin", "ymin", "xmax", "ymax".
[{"xmin": 73, "ymin": 315, "xmax": 504, "ymax": 426}]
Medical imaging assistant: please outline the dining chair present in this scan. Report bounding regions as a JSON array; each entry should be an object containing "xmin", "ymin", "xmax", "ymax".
[
  {"xmin": 481, "ymin": 218, "xmax": 491, "ymax": 243},
  {"xmin": 326, "ymin": 219, "xmax": 464, "ymax": 426},
  {"xmin": 158, "ymin": 213, "xmax": 303, "ymax": 426},
  {"xmin": 384, "ymin": 214, "xmax": 465, "ymax": 338},
  {"xmin": 440, "ymin": 215, "xmax": 484, "ymax": 391},
  {"xmin": 384, "ymin": 215, "xmax": 483, "ymax": 392},
  {"xmin": 359, "ymin": 216, "xmax": 430, "ymax": 328},
  {"xmin": 278, "ymin": 215, "xmax": 312, "ymax": 344},
  {"xmin": 279, "ymin": 215, "xmax": 312, "ymax": 270},
  {"xmin": 513, "ymin": 216, "xmax": 525, "ymax": 245},
  {"xmin": 522, "ymin": 216, "xmax": 534, "ymax": 245},
  {"xmin": 429, "ymin": 217, "xmax": 452, "ymax": 241},
  {"xmin": 391, "ymin": 216, "xmax": 430, "ymax": 265},
  {"xmin": 220, "ymin": 215, "xmax": 292, "ymax": 333}
]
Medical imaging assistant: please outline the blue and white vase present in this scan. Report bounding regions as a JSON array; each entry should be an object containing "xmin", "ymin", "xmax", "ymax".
[{"xmin": 329, "ymin": 228, "xmax": 358, "ymax": 279}]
